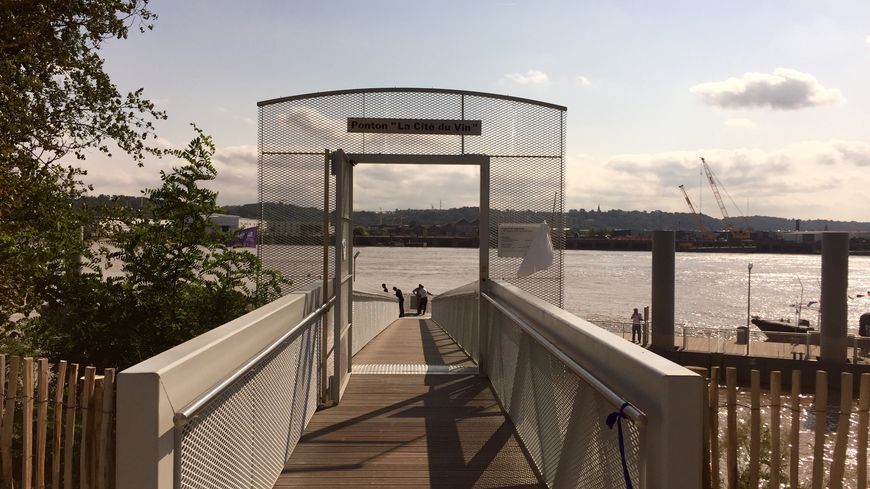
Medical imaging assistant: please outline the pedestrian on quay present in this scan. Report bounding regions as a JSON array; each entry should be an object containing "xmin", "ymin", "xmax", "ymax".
[
  {"xmin": 393, "ymin": 286, "xmax": 405, "ymax": 318},
  {"xmin": 630, "ymin": 308, "xmax": 642, "ymax": 343},
  {"xmin": 382, "ymin": 283, "xmax": 389, "ymax": 293},
  {"xmin": 417, "ymin": 284, "xmax": 429, "ymax": 315}
]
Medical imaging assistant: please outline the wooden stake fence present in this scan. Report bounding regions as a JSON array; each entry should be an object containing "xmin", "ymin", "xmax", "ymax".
[
  {"xmin": 701, "ymin": 368, "xmax": 870, "ymax": 489},
  {"xmin": 0, "ymin": 355, "xmax": 115, "ymax": 489}
]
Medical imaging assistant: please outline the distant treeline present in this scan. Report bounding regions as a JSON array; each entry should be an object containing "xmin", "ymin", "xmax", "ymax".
[{"xmin": 83, "ymin": 196, "xmax": 870, "ymax": 232}]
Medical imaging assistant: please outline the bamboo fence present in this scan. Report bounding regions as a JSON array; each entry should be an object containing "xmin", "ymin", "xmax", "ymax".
[
  {"xmin": 701, "ymin": 367, "xmax": 870, "ymax": 489},
  {"xmin": 0, "ymin": 354, "xmax": 115, "ymax": 489}
]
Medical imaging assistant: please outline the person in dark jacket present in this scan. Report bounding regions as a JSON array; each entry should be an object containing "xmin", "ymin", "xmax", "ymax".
[{"xmin": 393, "ymin": 286, "xmax": 405, "ymax": 317}]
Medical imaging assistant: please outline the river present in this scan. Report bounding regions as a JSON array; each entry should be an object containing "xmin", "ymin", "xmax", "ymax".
[{"xmin": 355, "ymin": 247, "xmax": 870, "ymax": 333}]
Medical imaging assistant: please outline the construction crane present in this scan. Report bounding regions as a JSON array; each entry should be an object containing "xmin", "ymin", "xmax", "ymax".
[
  {"xmin": 678, "ymin": 185, "xmax": 717, "ymax": 243},
  {"xmin": 700, "ymin": 157, "xmax": 750, "ymax": 240},
  {"xmin": 678, "ymin": 184, "xmax": 705, "ymax": 231},
  {"xmin": 700, "ymin": 157, "xmax": 730, "ymax": 224}
]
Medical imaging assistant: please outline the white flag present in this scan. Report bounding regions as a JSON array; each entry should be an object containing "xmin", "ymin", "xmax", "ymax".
[{"xmin": 517, "ymin": 221, "xmax": 554, "ymax": 277}]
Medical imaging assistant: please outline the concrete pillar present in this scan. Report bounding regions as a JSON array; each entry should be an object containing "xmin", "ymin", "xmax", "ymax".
[
  {"xmin": 651, "ymin": 231, "xmax": 675, "ymax": 352},
  {"xmin": 820, "ymin": 232, "xmax": 849, "ymax": 364}
]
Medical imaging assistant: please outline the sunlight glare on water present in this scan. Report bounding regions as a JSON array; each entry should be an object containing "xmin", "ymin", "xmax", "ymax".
[{"xmin": 354, "ymin": 247, "xmax": 870, "ymax": 332}]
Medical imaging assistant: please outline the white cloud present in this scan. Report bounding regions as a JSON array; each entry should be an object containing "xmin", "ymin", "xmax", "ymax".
[
  {"xmin": 866, "ymin": 35, "xmax": 870, "ymax": 46},
  {"xmin": 723, "ymin": 118, "xmax": 758, "ymax": 129},
  {"xmin": 565, "ymin": 140, "xmax": 870, "ymax": 220},
  {"xmin": 576, "ymin": 76, "xmax": 590, "ymax": 87},
  {"xmin": 690, "ymin": 68, "xmax": 844, "ymax": 110},
  {"xmin": 503, "ymin": 69, "xmax": 549, "ymax": 85}
]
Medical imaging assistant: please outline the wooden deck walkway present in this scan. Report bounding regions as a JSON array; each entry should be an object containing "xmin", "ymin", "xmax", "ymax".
[{"xmin": 274, "ymin": 316, "xmax": 544, "ymax": 489}]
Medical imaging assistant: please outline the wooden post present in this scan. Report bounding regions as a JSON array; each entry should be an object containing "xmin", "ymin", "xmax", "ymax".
[
  {"xmin": 770, "ymin": 371, "xmax": 782, "ymax": 489},
  {"xmin": 726, "ymin": 367, "xmax": 738, "ymax": 489},
  {"xmin": 97, "ymin": 369, "xmax": 115, "ymax": 489},
  {"xmin": 52, "ymin": 360, "xmax": 68, "ymax": 489},
  {"xmin": 812, "ymin": 370, "xmax": 828, "ymax": 489},
  {"xmin": 80, "ymin": 367, "xmax": 96, "ymax": 489},
  {"xmin": 23, "ymin": 357, "xmax": 34, "ymax": 489},
  {"xmin": 91, "ymin": 377, "xmax": 104, "ymax": 489},
  {"xmin": 37, "ymin": 359, "xmax": 50, "ymax": 489},
  {"xmin": 63, "ymin": 364, "xmax": 79, "ymax": 489},
  {"xmin": 749, "ymin": 369, "xmax": 760, "ymax": 488},
  {"xmin": 790, "ymin": 370, "xmax": 801, "ymax": 489},
  {"xmin": 710, "ymin": 366, "xmax": 720, "ymax": 489},
  {"xmin": 2, "ymin": 356, "xmax": 20, "ymax": 489},
  {"xmin": 0, "ymin": 355, "xmax": 3, "ymax": 489},
  {"xmin": 828, "ymin": 372, "xmax": 853, "ymax": 488},
  {"xmin": 857, "ymin": 373, "xmax": 870, "ymax": 489}
]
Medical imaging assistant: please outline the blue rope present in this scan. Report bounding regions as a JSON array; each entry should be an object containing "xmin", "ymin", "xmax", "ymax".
[{"xmin": 606, "ymin": 402, "xmax": 634, "ymax": 489}]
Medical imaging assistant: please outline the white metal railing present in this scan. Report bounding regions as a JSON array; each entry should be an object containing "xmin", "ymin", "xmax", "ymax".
[
  {"xmin": 431, "ymin": 281, "xmax": 479, "ymax": 361},
  {"xmin": 117, "ymin": 284, "xmax": 398, "ymax": 489},
  {"xmin": 678, "ymin": 325, "xmax": 870, "ymax": 363},
  {"xmin": 435, "ymin": 279, "xmax": 704, "ymax": 489},
  {"xmin": 352, "ymin": 291, "xmax": 399, "ymax": 355}
]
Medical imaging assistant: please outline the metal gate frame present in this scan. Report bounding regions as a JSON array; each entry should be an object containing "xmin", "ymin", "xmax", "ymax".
[
  {"xmin": 257, "ymin": 87, "xmax": 566, "ymax": 402},
  {"xmin": 345, "ymin": 153, "xmax": 491, "ymax": 376}
]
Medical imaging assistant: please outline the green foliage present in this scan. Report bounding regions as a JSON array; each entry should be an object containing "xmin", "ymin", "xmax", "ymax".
[
  {"xmin": 25, "ymin": 128, "xmax": 288, "ymax": 369},
  {"xmin": 729, "ymin": 417, "xmax": 807, "ymax": 489},
  {"xmin": 0, "ymin": 0, "xmax": 165, "ymax": 327}
]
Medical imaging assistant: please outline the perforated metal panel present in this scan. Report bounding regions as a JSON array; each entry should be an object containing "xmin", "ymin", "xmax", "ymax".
[
  {"xmin": 487, "ymin": 307, "xmax": 643, "ymax": 489},
  {"xmin": 257, "ymin": 88, "xmax": 565, "ymax": 306},
  {"xmin": 176, "ymin": 320, "xmax": 321, "ymax": 489}
]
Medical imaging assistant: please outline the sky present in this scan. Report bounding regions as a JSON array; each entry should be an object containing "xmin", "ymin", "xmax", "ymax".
[{"xmin": 84, "ymin": 0, "xmax": 870, "ymax": 221}]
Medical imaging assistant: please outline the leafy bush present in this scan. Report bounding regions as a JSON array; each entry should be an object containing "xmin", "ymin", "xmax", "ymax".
[{"xmin": 24, "ymin": 128, "xmax": 287, "ymax": 369}]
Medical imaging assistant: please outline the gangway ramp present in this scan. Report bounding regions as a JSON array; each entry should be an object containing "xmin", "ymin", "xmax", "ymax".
[{"xmin": 274, "ymin": 317, "xmax": 544, "ymax": 488}]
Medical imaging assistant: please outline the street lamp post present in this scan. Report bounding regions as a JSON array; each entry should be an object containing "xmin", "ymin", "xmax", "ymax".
[{"xmin": 746, "ymin": 262, "xmax": 753, "ymax": 356}]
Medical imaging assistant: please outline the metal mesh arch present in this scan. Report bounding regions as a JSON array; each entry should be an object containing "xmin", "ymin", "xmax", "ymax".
[{"xmin": 258, "ymin": 88, "xmax": 565, "ymax": 306}]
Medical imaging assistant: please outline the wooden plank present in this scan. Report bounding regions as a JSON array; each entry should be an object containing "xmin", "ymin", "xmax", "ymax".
[
  {"xmin": 352, "ymin": 318, "xmax": 475, "ymax": 367},
  {"xmin": 769, "ymin": 371, "xmax": 781, "ymax": 489},
  {"xmin": 0, "ymin": 355, "xmax": 3, "ymax": 489},
  {"xmin": 789, "ymin": 370, "xmax": 801, "ymax": 489},
  {"xmin": 710, "ymin": 366, "xmax": 720, "ymax": 489},
  {"xmin": 97, "ymin": 369, "xmax": 115, "ymax": 489},
  {"xmin": 2, "ymin": 355, "xmax": 20, "ymax": 489},
  {"xmin": 63, "ymin": 364, "xmax": 79, "ymax": 489},
  {"xmin": 276, "ymin": 373, "xmax": 543, "ymax": 488},
  {"xmin": 858, "ymin": 373, "xmax": 870, "ymax": 489},
  {"xmin": 36, "ymin": 359, "xmax": 49, "ymax": 489},
  {"xmin": 90, "ymin": 377, "xmax": 103, "ymax": 489},
  {"xmin": 811, "ymin": 370, "xmax": 827, "ymax": 489},
  {"xmin": 749, "ymin": 369, "xmax": 760, "ymax": 488},
  {"xmin": 828, "ymin": 372, "xmax": 853, "ymax": 489},
  {"xmin": 23, "ymin": 357, "xmax": 34, "ymax": 489},
  {"xmin": 726, "ymin": 367, "xmax": 737, "ymax": 489},
  {"xmin": 80, "ymin": 367, "xmax": 96, "ymax": 489},
  {"xmin": 52, "ymin": 360, "xmax": 67, "ymax": 489}
]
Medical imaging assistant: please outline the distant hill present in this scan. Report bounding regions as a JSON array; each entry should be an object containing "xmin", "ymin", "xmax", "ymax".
[{"xmin": 88, "ymin": 196, "xmax": 870, "ymax": 232}]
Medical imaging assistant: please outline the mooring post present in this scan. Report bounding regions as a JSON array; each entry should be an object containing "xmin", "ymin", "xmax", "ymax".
[
  {"xmin": 820, "ymin": 232, "xmax": 849, "ymax": 364},
  {"xmin": 652, "ymin": 230, "xmax": 675, "ymax": 352}
]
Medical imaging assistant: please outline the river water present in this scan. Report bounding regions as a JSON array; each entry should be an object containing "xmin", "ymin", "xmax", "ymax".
[{"xmin": 355, "ymin": 247, "xmax": 870, "ymax": 333}]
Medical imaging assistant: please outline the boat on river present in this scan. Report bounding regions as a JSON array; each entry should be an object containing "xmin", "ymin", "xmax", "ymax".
[{"xmin": 751, "ymin": 317, "xmax": 814, "ymax": 343}]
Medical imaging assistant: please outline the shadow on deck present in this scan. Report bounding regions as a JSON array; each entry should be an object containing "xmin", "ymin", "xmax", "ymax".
[{"xmin": 274, "ymin": 317, "xmax": 544, "ymax": 489}]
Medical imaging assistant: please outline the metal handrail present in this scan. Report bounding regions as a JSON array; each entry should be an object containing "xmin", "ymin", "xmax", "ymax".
[
  {"xmin": 174, "ymin": 296, "xmax": 335, "ymax": 427},
  {"xmin": 481, "ymin": 292, "xmax": 646, "ymax": 426}
]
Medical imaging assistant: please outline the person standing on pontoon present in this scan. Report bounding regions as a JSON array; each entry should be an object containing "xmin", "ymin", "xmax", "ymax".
[{"xmin": 631, "ymin": 308, "xmax": 643, "ymax": 343}]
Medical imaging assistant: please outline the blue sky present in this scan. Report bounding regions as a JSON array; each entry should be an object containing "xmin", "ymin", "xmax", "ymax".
[{"xmin": 85, "ymin": 0, "xmax": 870, "ymax": 221}]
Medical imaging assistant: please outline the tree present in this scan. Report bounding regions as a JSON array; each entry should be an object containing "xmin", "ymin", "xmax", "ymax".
[
  {"xmin": 27, "ymin": 128, "xmax": 288, "ymax": 368},
  {"xmin": 0, "ymin": 0, "xmax": 165, "ymax": 328}
]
